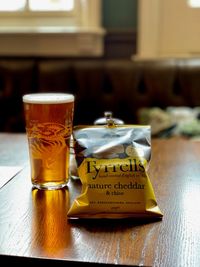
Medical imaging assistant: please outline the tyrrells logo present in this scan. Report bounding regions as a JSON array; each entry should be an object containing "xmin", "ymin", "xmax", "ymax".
[{"xmin": 85, "ymin": 158, "xmax": 146, "ymax": 180}]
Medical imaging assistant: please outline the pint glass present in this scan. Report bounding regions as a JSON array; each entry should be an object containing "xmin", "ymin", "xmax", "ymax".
[{"xmin": 23, "ymin": 93, "xmax": 74, "ymax": 190}]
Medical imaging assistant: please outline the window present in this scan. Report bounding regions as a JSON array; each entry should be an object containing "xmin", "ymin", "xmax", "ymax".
[
  {"xmin": 0, "ymin": 0, "xmax": 105, "ymax": 56},
  {"xmin": 0, "ymin": 0, "xmax": 74, "ymax": 12},
  {"xmin": 0, "ymin": 0, "xmax": 77, "ymax": 28},
  {"xmin": 0, "ymin": 0, "xmax": 25, "ymax": 11},
  {"xmin": 188, "ymin": 0, "xmax": 200, "ymax": 7}
]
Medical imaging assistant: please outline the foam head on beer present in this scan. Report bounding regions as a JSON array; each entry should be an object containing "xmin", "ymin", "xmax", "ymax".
[
  {"xmin": 22, "ymin": 92, "xmax": 74, "ymax": 104},
  {"xmin": 23, "ymin": 92, "xmax": 74, "ymax": 190}
]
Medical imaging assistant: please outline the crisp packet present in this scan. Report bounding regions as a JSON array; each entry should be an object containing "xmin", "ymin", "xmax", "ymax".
[{"xmin": 67, "ymin": 124, "xmax": 163, "ymax": 219}]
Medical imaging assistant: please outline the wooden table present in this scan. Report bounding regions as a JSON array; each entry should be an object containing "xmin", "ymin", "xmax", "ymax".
[{"xmin": 0, "ymin": 133, "xmax": 200, "ymax": 266}]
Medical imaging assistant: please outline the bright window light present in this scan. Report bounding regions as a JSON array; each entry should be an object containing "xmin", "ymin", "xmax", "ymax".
[
  {"xmin": 188, "ymin": 0, "xmax": 200, "ymax": 7},
  {"xmin": 0, "ymin": 0, "xmax": 74, "ymax": 12},
  {"xmin": 29, "ymin": 0, "xmax": 74, "ymax": 11},
  {"xmin": 0, "ymin": 0, "xmax": 26, "ymax": 11}
]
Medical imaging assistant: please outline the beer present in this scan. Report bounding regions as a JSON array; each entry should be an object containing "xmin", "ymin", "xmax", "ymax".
[{"xmin": 23, "ymin": 93, "xmax": 74, "ymax": 190}]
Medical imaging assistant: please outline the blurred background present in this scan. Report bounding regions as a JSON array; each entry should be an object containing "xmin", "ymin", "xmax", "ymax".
[
  {"xmin": 1, "ymin": 0, "xmax": 200, "ymax": 137},
  {"xmin": 0, "ymin": 0, "xmax": 138, "ymax": 59}
]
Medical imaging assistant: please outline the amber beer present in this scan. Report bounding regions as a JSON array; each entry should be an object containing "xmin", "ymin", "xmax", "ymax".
[{"xmin": 23, "ymin": 93, "xmax": 74, "ymax": 190}]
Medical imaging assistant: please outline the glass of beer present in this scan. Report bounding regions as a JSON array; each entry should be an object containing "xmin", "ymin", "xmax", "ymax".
[{"xmin": 23, "ymin": 93, "xmax": 74, "ymax": 190}]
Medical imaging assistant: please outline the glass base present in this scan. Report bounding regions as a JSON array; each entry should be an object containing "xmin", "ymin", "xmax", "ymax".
[{"xmin": 32, "ymin": 182, "xmax": 68, "ymax": 190}]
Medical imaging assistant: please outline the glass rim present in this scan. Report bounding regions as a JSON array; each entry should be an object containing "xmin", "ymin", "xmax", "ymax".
[{"xmin": 22, "ymin": 92, "xmax": 74, "ymax": 104}]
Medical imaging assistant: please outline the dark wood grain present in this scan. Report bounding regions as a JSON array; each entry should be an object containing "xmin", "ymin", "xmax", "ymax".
[{"xmin": 0, "ymin": 134, "xmax": 200, "ymax": 266}]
